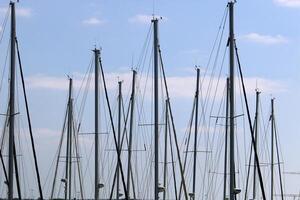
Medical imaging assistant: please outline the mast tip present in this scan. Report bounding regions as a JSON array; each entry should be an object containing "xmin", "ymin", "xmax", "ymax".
[
  {"xmin": 228, "ymin": 0, "xmax": 237, "ymax": 5},
  {"xmin": 195, "ymin": 65, "xmax": 201, "ymax": 70}
]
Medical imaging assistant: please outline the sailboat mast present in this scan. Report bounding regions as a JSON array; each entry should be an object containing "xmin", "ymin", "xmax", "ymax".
[
  {"xmin": 64, "ymin": 78, "xmax": 73, "ymax": 200},
  {"xmin": 152, "ymin": 18, "xmax": 159, "ymax": 200},
  {"xmin": 271, "ymin": 98, "xmax": 274, "ymax": 200},
  {"xmin": 94, "ymin": 48, "xmax": 100, "ymax": 200},
  {"xmin": 117, "ymin": 81, "xmax": 122, "ymax": 200},
  {"xmin": 253, "ymin": 90, "xmax": 260, "ymax": 199},
  {"xmin": 192, "ymin": 68, "xmax": 200, "ymax": 199},
  {"xmin": 127, "ymin": 70, "xmax": 136, "ymax": 198},
  {"xmin": 228, "ymin": 2, "xmax": 236, "ymax": 200},
  {"xmin": 8, "ymin": 2, "xmax": 16, "ymax": 200},
  {"xmin": 68, "ymin": 78, "xmax": 73, "ymax": 200}
]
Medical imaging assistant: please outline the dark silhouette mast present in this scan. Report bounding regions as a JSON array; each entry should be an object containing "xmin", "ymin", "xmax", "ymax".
[
  {"xmin": 68, "ymin": 79, "xmax": 73, "ymax": 200},
  {"xmin": 271, "ymin": 98, "xmax": 274, "ymax": 200},
  {"xmin": 94, "ymin": 48, "xmax": 100, "ymax": 200},
  {"xmin": 8, "ymin": 2, "xmax": 16, "ymax": 200},
  {"xmin": 192, "ymin": 68, "xmax": 200, "ymax": 199},
  {"xmin": 253, "ymin": 90, "xmax": 260, "ymax": 199},
  {"xmin": 64, "ymin": 78, "xmax": 73, "ymax": 200},
  {"xmin": 152, "ymin": 18, "xmax": 159, "ymax": 200},
  {"xmin": 228, "ymin": 2, "xmax": 236, "ymax": 200},
  {"xmin": 116, "ymin": 81, "xmax": 122, "ymax": 200},
  {"xmin": 127, "ymin": 70, "xmax": 136, "ymax": 198}
]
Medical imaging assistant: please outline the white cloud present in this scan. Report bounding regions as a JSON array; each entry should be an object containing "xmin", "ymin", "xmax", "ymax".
[
  {"xmin": 274, "ymin": 0, "xmax": 300, "ymax": 7},
  {"xmin": 241, "ymin": 77, "xmax": 286, "ymax": 94},
  {"xmin": 25, "ymin": 72, "xmax": 132, "ymax": 91},
  {"xmin": 166, "ymin": 76, "xmax": 285, "ymax": 99},
  {"xmin": 240, "ymin": 33, "xmax": 289, "ymax": 45},
  {"xmin": 128, "ymin": 14, "xmax": 167, "ymax": 24},
  {"xmin": 82, "ymin": 17, "xmax": 106, "ymax": 26},
  {"xmin": 0, "ymin": 7, "xmax": 32, "ymax": 17},
  {"xmin": 26, "ymin": 74, "xmax": 70, "ymax": 90},
  {"xmin": 25, "ymin": 72, "xmax": 285, "ymax": 99}
]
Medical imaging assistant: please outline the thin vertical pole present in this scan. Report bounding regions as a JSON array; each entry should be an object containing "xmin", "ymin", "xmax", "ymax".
[
  {"xmin": 271, "ymin": 99, "xmax": 274, "ymax": 200},
  {"xmin": 152, "ymin": 18, "xmax": 159, "ymax": 200},
  {"xmin": 117, "ymin": 81, "xmax": 122, "ymax": 200},
  {"xmin": 94, "ymin": 48, "xmax": 100, "ymax": 200},
  {"xmin": 65, "ymin": 79, "xmax": 72, "ymax": 200},
  {"xmin": 68, "ymin": 79, "xmax": 73, "ymax": 200},
  {"xmin": 127, "ymin": 70, "xmax": 136, "ymax": 198},
  {"xmin": 228, "ymin": 2, "xmax": 236, "ymax": 200},
  {"xmin": 8, "ymin": 2, "xmax": 16, "ymax": 200},
  {"xmin": 163, "ymin": 99, "xmax": 168, "ymax": 200},
  {"xmin": 192, "ymin": 68, "xmax": 200, "ymax": 199},
  {"xmin": 223, "ymin": 78, "xmax": 229, "ymax": 200},
  {"xmin": 253, "ymin": 91, "xmax": 260, "ymax": 199}
]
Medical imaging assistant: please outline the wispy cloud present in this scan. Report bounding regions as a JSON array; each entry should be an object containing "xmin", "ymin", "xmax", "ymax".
[
  {"xmin": 240, "ymin": 33, "xmax": 289, "ymax": 45},
  {"xmin": 0, "ymin": 7, "xmax": 32, "ymax": 17},
  {"xmin": 25, "ymin": 72, "xmax": 132, "ymax": 91},
  {"xmin": 274, "ymin": 0, "xmax": 300, "ymax": 7},
  {"xmin": 82, "ymin": 17, "xmax": 106, "ymax": 26},
  {"xmin": 26, "ymin": 74, "xmax": 71, "ymax": 90},
  {"xmin": 128, "ymin": 14, "xmax": 167, "ymax": 24},
  {"xmin": 166, "ymin": 76, "xmax": 285, "ymax": 99},
  {"xmin": 26, "ymin": 72, "xmax": 285, "ymax": 99}
]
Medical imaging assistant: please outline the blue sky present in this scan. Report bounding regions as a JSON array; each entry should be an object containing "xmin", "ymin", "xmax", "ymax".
[{"xmin": 0, "ymin": 0, "xmax": 300, "ymax": 198}]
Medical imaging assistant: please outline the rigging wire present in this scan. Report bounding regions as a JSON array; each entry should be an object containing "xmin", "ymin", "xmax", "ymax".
[{"xmin": 0, "ymin": 5, "xmax": 9, "ymax": 44}]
